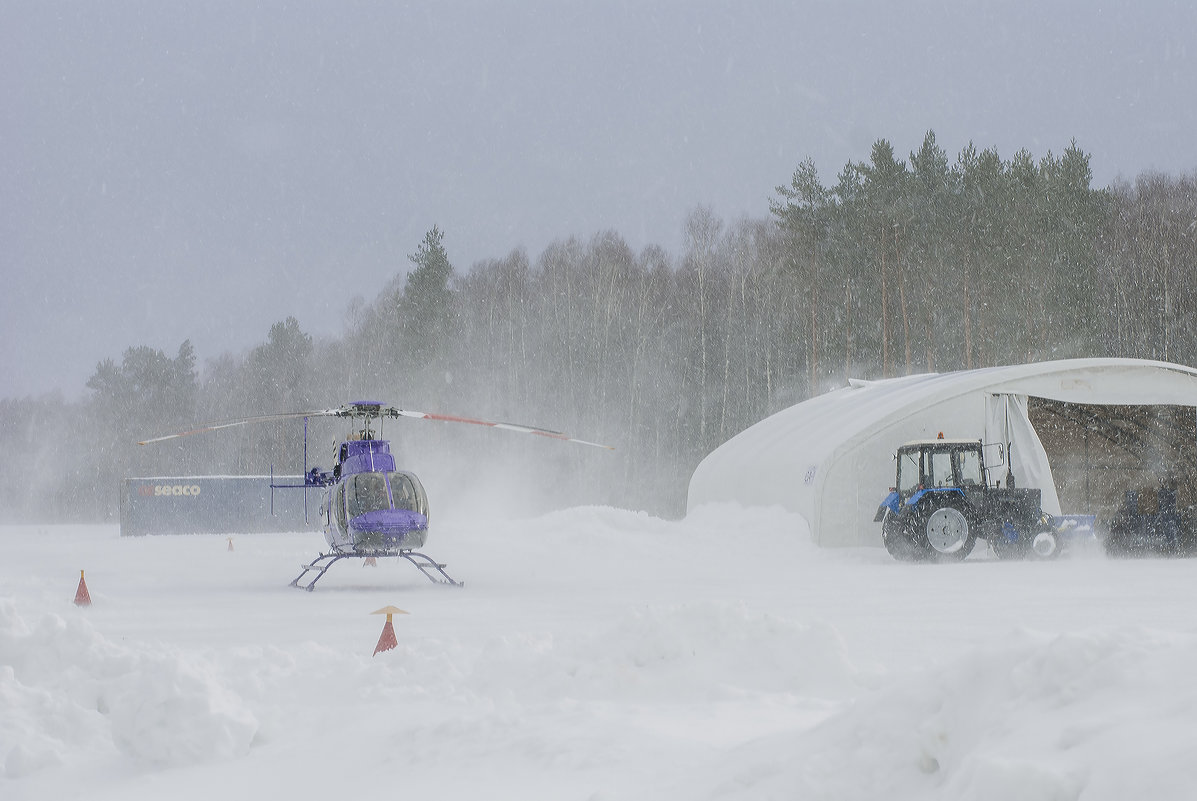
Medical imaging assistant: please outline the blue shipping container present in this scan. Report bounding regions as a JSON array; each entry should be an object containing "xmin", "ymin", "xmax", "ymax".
[{"xmin": 120, "ymin": 476, "xmax": 317, "ymax": 536}]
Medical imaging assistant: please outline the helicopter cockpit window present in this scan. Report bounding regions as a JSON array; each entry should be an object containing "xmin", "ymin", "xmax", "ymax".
[
  {"xmin": 348, "ymin": 473, "xmax": 390, "ymax": 517},
  {"xmin": 388, "ymin": 472, "xmax": 428, "ymax": 515},
  {"xmin": 344, "ymin": 472, "xmax": 428, "ymax": 518}
]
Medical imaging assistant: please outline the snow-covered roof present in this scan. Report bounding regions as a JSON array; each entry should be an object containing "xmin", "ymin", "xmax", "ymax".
[
  {"xmin": 899, "ymin": 438, "xmax": 983, "ymax": 447},
  {"xmin": 687, "ymin": 358, "xmax": 1197, "ymax": 547}
]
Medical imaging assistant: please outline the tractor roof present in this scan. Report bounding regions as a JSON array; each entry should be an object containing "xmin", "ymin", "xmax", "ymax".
[{"xmin": 899, "ymin": 438, "xmax": 983, "ymax": 449}]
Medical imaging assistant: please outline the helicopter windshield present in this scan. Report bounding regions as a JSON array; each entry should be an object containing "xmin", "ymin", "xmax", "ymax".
[
  {"xmin": 347, "ymin": 474, "xmax": 389, "ymax": 517},
  {"xmin": 388, "ymin": 472, "xmax": 426, "ymax": 514},
  {"xmin": 345, "ymin": 471, "xmax": 428, "ymax": 518}
]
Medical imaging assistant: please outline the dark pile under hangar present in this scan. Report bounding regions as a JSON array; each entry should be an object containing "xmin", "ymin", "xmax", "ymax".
[{"xmin": 1030, "ymin": 399, "xmax": 1197, "ymax": 519}]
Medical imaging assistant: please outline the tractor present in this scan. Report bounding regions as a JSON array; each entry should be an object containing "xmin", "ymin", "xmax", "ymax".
[{"xmin": 873, "ymin": 438, "xmax": 1066, "ymax": 561}]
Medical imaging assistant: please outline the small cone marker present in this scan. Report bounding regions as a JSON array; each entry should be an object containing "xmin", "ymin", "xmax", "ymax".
[
  {"xmin": 74, "ymin": 570, "xmax": 92, "ymax": 607},
  {"xmin": 227, "ymin": 537, "xmax": 234, "ymax": 552},
  {"xmin": 363, "ymin": 556, "xmax": 377, "ymax": 567},
  {"xmin": 371, "ymin": 605, "xmax": 409, "ymax": 656}
]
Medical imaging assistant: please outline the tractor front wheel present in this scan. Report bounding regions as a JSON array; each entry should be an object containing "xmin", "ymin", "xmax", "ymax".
[
  {"xmin": 881, "ymin": 508, "xmax": 923, "ymax": 561},
  {"xmin": 1030, "ymin": 526, "xmax": 1060, "ymax": 559},
  {"xmin": 989, "ymin": 523, "xmax": 1030, "ymax": 560}
]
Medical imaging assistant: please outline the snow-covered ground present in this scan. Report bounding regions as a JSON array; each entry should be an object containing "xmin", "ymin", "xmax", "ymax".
[{"xmin": 4, "ymin": 504, "xmax": 1197, "ymax": 800}]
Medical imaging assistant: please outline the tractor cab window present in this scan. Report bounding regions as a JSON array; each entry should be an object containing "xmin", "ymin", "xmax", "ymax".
[
  {"xmin": 957, "ymin": 448, "xmax": 983, "ymax": 486},
  {"xmin": 929, "ymin": 449, "xmax": 955, "ymax": 487},
  {"xmin": 897, "ymin": 450, "xmax": 922, "ymax": 496},
  {"xmin": 348, "ymin": 473, "xmax": 390, "ymax": 517}
]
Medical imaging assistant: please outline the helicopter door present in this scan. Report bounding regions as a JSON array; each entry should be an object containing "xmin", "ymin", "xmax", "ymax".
[{"xmin": 334, "ymin": 482, "xmax": 348, "ymax": 532}]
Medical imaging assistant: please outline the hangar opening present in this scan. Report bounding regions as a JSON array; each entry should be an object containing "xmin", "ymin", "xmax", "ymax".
[{"xmin": 1029, "ymin": 400, "xmax": 1197, "ymax": 519}]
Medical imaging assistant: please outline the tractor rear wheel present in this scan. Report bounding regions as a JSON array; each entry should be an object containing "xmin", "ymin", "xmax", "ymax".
[{"xmin": 910, "ymin": 495, "xmax": 976, "ymax": 562}]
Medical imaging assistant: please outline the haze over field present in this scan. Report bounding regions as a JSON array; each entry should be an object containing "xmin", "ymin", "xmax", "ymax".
[{"xmin": 5, "ymin": 0, "xmax": 1196, "ymax": 399}]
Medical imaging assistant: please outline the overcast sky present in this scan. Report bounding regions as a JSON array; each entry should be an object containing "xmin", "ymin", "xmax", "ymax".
[{"xmin": 4, "ymin": 0, "xmax": 1195, "ymax": 400}]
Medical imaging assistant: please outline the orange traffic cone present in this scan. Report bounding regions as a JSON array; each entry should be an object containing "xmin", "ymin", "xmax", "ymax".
[
  {"xmin": 374, "ymin": 620, "xmax": 397, "ymax": 655},
  {"xmin": 371, "ymin": 606, "xmax": 409, "ymax": 656},
  {"xmin": 74, "ymin": 570, "xmax": 92, "ymax": 607},
  {"xmin": 363, "ymin": 556, "xmax": 377, "ymax": 567}
]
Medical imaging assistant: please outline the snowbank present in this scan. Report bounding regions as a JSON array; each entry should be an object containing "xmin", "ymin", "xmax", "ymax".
[
  {"xmin": 0, "ymin": 599, "xmax": 258, "ymax": 775},
  {"xmin": 4, "ymin": 508, "xmax": 1197, "ymax": 800},
  {"xmin": 697, "ymin": 625, "xmax": 1197, "ymax": 800}
]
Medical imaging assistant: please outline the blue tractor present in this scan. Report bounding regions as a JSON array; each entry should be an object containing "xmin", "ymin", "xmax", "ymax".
[{"xmin": 873, "ymin": 438, "xmax": 1072, "ymax": 561}]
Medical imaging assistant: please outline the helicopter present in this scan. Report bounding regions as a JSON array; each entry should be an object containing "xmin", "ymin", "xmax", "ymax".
[{"xmin": 139, "ymin": 400, "xmax": 613, "ymax": 590}]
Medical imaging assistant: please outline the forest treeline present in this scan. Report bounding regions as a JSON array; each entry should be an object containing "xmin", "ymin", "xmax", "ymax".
[{"xmin": 4, "ymin": 131, "xmax": 1196, "ymax": 523}]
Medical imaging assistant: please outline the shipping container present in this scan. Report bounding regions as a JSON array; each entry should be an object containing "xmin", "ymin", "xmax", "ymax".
[{"xmin": 119, "ymin": 476, "xmax": 317, "ymax": 536}]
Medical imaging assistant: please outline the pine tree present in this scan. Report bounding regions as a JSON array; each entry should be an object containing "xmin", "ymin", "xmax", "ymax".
[
  {"xmin": 771, "ymin": 157, "xmax": 830, "ymax": 391},
  {"xmin": 398, "ymin": 226, "xmax": 457, "ymax": 374}
]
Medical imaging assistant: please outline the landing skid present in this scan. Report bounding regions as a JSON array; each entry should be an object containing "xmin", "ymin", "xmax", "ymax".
[{"xmin": 289, "ymin": 550, "xmax": 463, "ymax": 591}]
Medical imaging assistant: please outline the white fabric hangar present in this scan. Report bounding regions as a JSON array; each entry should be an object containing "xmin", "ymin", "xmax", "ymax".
[{"xmin": 687, "ymin": 358, "xmax": 1197, "ymax": 547}]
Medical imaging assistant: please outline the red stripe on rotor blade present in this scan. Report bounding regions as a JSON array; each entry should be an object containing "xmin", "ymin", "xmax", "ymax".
[{"xmin": 420, "ymin": 412, "xmax": 498, "ymax": 427}]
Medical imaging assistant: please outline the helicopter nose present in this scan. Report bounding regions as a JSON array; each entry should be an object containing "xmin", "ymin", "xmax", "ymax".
[{"xmin": 349, "ymin": 509, "xmax": 428, "ymax": 539}]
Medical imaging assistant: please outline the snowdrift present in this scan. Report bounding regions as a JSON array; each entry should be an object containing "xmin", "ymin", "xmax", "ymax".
[{"xmin": 4, "ymin": 507, "xmax": 1197, "ymax": 800}]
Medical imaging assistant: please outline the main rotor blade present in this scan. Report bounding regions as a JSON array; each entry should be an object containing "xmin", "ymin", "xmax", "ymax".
[
  {"xmin": 138, "ymin": 408, "xmax": 343, "ymax": 445},
  {"xmin": 139, "ymin": 402, "xmax": 613, "ymax": 451},
  {"xmin": 387, "ymin": 407, "xmax": 614, "ymax": 450}
]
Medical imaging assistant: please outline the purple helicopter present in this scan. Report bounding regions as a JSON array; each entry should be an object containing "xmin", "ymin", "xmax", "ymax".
[{"xmin": 139, "ymin": 401, "xmax": 612, "ymax": 590}]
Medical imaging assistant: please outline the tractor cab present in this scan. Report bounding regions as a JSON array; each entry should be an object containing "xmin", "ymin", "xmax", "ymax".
[{"xmin": 894, "ymin": 438, "xmax": 987, "ymax": 504}]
